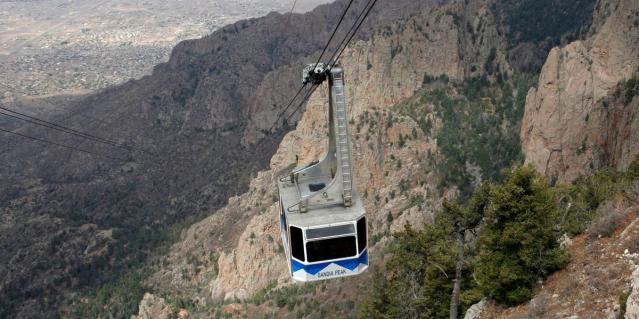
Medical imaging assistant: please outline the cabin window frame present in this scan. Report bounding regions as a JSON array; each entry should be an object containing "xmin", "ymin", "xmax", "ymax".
[{"xmin": 279, "ymin": 199, "xmax": 287, "ymax": 237}]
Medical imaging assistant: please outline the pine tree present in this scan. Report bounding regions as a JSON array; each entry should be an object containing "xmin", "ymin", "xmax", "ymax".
[
  {"xmin": 473, "ymin": 165, "xmax": 568, "ymax": 305},
  {"xmin": 359, "ymin": 223, "xmax": 456, "ymax": 318}
]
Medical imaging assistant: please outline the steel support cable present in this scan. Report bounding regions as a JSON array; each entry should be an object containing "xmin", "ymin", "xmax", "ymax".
[
  {"xmin": 0, "ymin": 106, "xmax": 155, "ymax": 156},
  {"xmin": 266, "ymin": 0, "xmax": 317, "ymax": 135},
  {"xmin": 264, "ymin": 0, "xmax": 355, "ymax": 135},
  {"xmin": 0, "ymin": 127, "xmax": 128, "ymax": 162},
  {"xmin": 282, "ymin": 0, "xmax": 375, "ymax": 126},
  {"xmin": 326, "ymin": 0, "xmax": 376, "ymax": 66},
  {"xmin": 73, "ymin": 112, "xmax": 161, "ymax": 157},
  {"xmin": 0, "ymin": 106, "xmax": 117, "ymax": 145},
  {"xmin": 0, "ymin": 110, "xmax": 125, "ymax": 148},
  {"xmin": 313, "ymin": 0, "xmax": 357, "ymax": 67},
  {"xmin": 253, "ymin": 83, "xmax": 319, "ymax": 155},
  {"xmin": 284, "ymin": 0, "xmax": 379, "ymax": 128},
  {"xmin": 288, "ymin": 0, "xmax": 299, "ymax": 23},
  {"xmin": 284, "ymin": 83, "xmax": 320, "ymax": 124},
  {"xmin": 330, "ymin": 0, "xmax": 379, "ymax": 68},
  {"xmin": 257, "ymin": 0, "xmax": 378, "ymax": 155},
  {"xmin": 265, "ymin": 83, "xmax": 308, "ymax": 134},
  {"xmin": 256, "ymin": 0, "xmax": 360, "ymax": 154}
]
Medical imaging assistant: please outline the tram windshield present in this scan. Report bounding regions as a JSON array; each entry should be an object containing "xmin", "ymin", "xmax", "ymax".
[{"xmin": 306, "ymin": 236, "xmax": 356, "ymax": 262}]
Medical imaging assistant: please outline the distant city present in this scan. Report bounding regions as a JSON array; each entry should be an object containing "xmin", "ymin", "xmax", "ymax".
[{"xmin": 0, "ymin": 0, "xmax": 329, "ymax": 100}]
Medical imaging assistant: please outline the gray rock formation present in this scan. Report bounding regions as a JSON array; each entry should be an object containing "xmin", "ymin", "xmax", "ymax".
[
  {"xmin": 627, "ymin": 266, "xmax": 639, "ymax": 319},
  {"xmin": 464, "ymin": 299, "xmax": 487, "ymax": 319},
  {"xmin": 520, "ymin": 0, "xmax": 639, "ymax": 182},
  {"xmin": 132, "ymin": 293, "xmax": 172, "ymax": 319}
]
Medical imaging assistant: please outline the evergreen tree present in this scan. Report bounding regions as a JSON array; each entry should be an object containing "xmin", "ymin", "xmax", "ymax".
[
  {"xmin": 360, "ymin": 200, "xmax": 485, "ymax": 319},
  {"xmin": 359, "ymin": 223, "xmax": 457, "ymax": 318},
  {"xmin": 474, "ymin": 165, "xmax": 568, "ymax": 305}
]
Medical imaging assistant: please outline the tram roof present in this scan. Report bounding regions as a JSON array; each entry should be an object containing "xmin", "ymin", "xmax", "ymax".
[{"xmin": 278, "ymin": 178, "xmax": 365, "ymax": 228}]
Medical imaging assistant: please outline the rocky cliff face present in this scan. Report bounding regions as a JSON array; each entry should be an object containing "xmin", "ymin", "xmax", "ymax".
[
  {"xmin": 3, "ymin": 0, "xmax": 632, "ymax": 316},
  {"xmin": 245, "ymin": 0, "xmax": 513, "ymax": 143},
  {"xmin": 520, "ymin": 0, "xmax": 639, "ymax": 182}
]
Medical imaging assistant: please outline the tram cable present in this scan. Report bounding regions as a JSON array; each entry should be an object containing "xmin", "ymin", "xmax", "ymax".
[
  {"xmin": 313, "ymin": 0, "xmax": 356, "ymax": 67},
  {"xmin": 288, "ymin": 0, "xmax": 299, "ymax": 22},
  {"xmin": 279, "ymin": 0, "xmax": 379, "ymax": 127},
  {"xmin": 265, "ymin": 83, "xmax": 309, "ymax": 134},
  {"xmin": 262, "ymin": 0, "xmax": 361, "ymax": 139},
  {"xmin": 0, "ymin": 110, "xmax": 133, "ymax": 153},
  {"xmin": 327, "ymin": 0, "xmax": 378, "ymax": 67},
  {"xmin": 283, "ymin": 83, "xmax": 320, "ymax": 125},
  {"xmin": 0, "ymin": 106, "xmax": 153, "ymax": 156},
  {"xmin": 0, "ymin": 127, "xmax": 129, "ymax": 162}
]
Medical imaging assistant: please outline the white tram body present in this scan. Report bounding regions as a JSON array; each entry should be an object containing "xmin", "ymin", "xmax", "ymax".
[
  {"xmin": 277, "ymin": 65, "xmax": 368, "ymax": 282},
  {"xmin": 278, "ymin": 181, "xmax": 368, "ymax": 281}
]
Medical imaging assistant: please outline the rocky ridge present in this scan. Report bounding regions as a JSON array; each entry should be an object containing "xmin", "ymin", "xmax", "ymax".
[
  {"xmin": 520, "ymin": 0, "xmax": 639, "ymax": 182},
  {"xmin": 1, "ymin": 0, "xmax": 633, "ymax": 317},
  {"xmin": 467, "ymin": 0, "xmax": 639, "ymax": 316}
]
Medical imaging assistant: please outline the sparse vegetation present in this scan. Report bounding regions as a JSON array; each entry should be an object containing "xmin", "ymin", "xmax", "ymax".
[
  {"xmin": 527, "ymin": 295, "xmax": 549, "ymax": 318},
  {"xmin": 557, "ymin": 157, "xmax": 639, "ymax": 236},
  {"xmin": 620, "ymin": 290, "xmax": 632, "ymax": 318},
  {"xmin": 360, "ymin": 158, "xmax": 639, "ymax": 318},
  {"xmin": 491, "ymin": 0, "xmax": 596, "ymax": 46},
  {"xmin": 398, "ymin": 73, "xmax": 537, "ymax": 199},
  {"xmin": 65, "ymin": 267, "xmax": 151, "ymax": 318},
  {"xmin": 64, "ymin": 208, "xmax": 216, "ymax": 317},
  {"xmin": 623, "ymin": 75, "xmax": 639, "ymax": 105},
  {"xmin": 587, "ymin": 203, "xmax": 625, "ymax": 240}
]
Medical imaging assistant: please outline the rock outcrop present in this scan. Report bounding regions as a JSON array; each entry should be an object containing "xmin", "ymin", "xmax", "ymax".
[
  {"xmin": 628, "ymin": 267, "xmax": 639, "ymax": 319},
  {"xmin": 520, "ymin": 0, "xmax": 639, "ymax": 182},
  {"xmin": 464, "ymin": 299, "xmax": 487, "ymax": 319},
  {"xmin": 132, "ymin": 293, "xmax": 173, "ymax": 319}
]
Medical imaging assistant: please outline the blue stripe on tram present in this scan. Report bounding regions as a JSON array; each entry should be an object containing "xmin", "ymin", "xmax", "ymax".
[{"xmin": 292, "ymin": 250, "xmax": 368, "ymax": 275}]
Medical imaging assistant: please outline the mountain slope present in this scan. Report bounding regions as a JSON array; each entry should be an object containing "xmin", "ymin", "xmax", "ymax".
[{"xmin": 0, "ymin": 0, "xmax": 437, "ymax": 317}]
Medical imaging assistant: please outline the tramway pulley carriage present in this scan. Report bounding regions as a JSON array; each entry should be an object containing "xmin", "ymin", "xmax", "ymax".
[{"xmin": 277, "ymin": 63, "xmax": 368, "ymax": 282}]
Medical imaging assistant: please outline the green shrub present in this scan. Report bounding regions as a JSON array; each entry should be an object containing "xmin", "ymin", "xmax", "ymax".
[
  {"xmin": 620, "ymin": 290, "xmax": 631, "ymax": 318},
  {"xmin": 557, "ymin": 155, "xmax": 639, "ymax": 236},
  {"xmin": 587, "ymin": 202, "xmax": 625, "ymax": 240},
  {"xmin": 359, "ymin": 160, "xmax": 639, "ymax": 317},
  {"xmin": 624, "ymin": 76, "xmax": 639, "ymax": 105}
]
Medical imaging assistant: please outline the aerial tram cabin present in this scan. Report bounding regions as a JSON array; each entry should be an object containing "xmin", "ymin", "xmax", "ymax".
[{"xmin": 277, "ymin": 63, "xmax": 368, "ymax": 282}]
